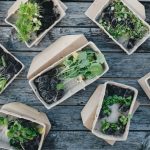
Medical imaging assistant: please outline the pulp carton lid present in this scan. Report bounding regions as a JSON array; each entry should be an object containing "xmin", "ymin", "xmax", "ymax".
[
  {"xmin": 27, "ymin": 34, "xmax": 88, "ymax": 80},
  {"xmin": 138, "ymin": 72, "xmax": 150, "ymax": 100},
  {"xmin": 81, "ymin": 83, "xmax": 140, "ymax": 145},
  {"xmin": 0, "ymin": 102, "xmax": 50, "ymax": 150},
  {"xmin": 6, "ymin": 0, "xmax": 67, "ymax": 48},
  {"xmin": 1, "ymin": 102, "xmax": 51, "ymax": 136}
]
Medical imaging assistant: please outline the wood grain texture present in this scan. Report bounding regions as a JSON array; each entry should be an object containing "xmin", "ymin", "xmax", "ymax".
[
  {"xmin": 42, "ymin": 131, "xmax": 148, "ymax": 149},
  {"xmin": 0, "ymin": 0, "xmax": 150, "ymax": 149},
  {"xmin": 18, "ymin": 105, "xmax": 150, "ymax": 131},
  {"xmin": 7, "ymin": 52, "xmax": 150, "ymax": 78},
  {"xmin": 0, "ymin": 78, "xmax": 150, "ymax": 105},
  {"xmin": 0, "ymin": 26, "xmax": 150, "ymax": 53}
]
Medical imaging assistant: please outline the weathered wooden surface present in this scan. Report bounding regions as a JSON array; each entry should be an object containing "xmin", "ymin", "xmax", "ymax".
[{"xmin": 0, "ymin": 0, "xmax": 150, "ymax": 149}]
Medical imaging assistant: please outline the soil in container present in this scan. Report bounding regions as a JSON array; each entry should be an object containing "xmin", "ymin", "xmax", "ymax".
[
  {"xmin": 95, "ymin": 83, "xmax": 135, "ymax": 136},
  {"xmin": 0, "ymin": 116, "xmax": 43, "ymax": 150},
  {"xmin": 7, "ymin": 0, "xmax": 60, "ymax": 44},
  {"xmin": 96, "ymin": 0, "xmax": 149, "ymax": 51},
  {"xmin": 34, "ymin": 67, "xmax": 65, "ymax": 105},
  {"xmin": 0, "ymin": 47, "xmax": 23, "ymax": 92},
  {"xmin": 35, "ymin": 0, "xmax": 60, "ymax": 35},
  {"xmin": 34, "ymin": 46, "xmax": 106, "ymax": 105}
]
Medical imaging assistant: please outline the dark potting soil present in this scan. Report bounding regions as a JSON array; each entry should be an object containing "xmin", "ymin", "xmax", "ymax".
[
  {"xmin": 104, "ymin": 84, "xmax": 135, "ymax": 101},
  {"xmin": 34, "ymin": 68, "xmax": 64, "ymax": 105},
  {"xmin": 35, "ymin": 0, "xmax": 60, "ymax": 35},
  {"xmin": 103, "ymin": 83, "xmax": 134, "ymax": 113},
  {"xmin": 97, "ymin": 1, "xmax": 149, "ymax": 50},
  {"xmin": 0, "ymin": 47, "xmax": 22, "ymax": 82},
  {"xmin": 148, "ymin": 78, "xmax": 150, "ymax": 88}
]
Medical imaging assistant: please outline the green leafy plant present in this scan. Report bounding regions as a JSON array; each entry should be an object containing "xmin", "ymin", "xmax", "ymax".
[
  {"xmin": 99, "ymin": 94, "xmax": 132, "ymax": 135},
  {"xmin": 0, "ymin": 116, "xmax": 43, "ymax": 150},
  {"xmin": 56, "ymin": 83, "xmax": 64, "ymax": 90},
  {"xmin": 101, "ymin": 115, "xmax": 130, "ymax": 135},
  {"xmin": 7, "ymin": 120, "xmax": 38, "ymax": 143},
  {"xmin": 101, "ymin": 95, "xmax": 132, "ymax": 117},
  {"xmin": 101, "ymin": 120, "xmax": 111, "ymax": 133},
  {"xmin": 34, "ymin": 47, "xmax": 106, "ymax": 104},
  {"xmin": 58, "ymin": 47, "xmax": 105, "ymax": 80},
  {"xmin": 16, "ymin": 2, "xmax": 41, "ymax": 42},
  {"xmin": 99, "ymin": 0, "xmax": 149, "ymax": 49},
  {"xmin": 119, "ymin": 114, "xmax": 131, "ymax": 126}
]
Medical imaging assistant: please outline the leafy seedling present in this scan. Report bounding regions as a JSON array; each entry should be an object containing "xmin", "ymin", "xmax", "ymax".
[
  {"xmin": 99, "ymin": 94, "xmax": 133, "ymax": 135},
  {"xmin": 16, "ymin": 2, "xmax": 42, "ymax": 42},
  {"xmin": 119, "ymin": 115, "xmax": 130, "ymax": 126},
  {"xmin": 101, "ymin": 120, "xmax": 110, "ymax": 133},
  {"xmin": 7, "ymin": 119, "xmax": 42, "ymax": 150},
  {"xmin": 99, "ymin": 0, "xmax": 149, "ymax": 49},
  {"xmin": 58, "ymin": 47, "xmax": 105, "ymax": 80},
  {"xmin": 101, "ymin": 95, "xmax": 132, "ymax": 118}
]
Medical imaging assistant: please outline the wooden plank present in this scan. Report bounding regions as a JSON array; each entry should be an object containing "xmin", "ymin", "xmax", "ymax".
[
  {"xmin": 0, "ymin": 27, "xmax": 150, "ymax": 52},
  {"xmin": 0, "ymin": 1, "xmax": 150, "ymax": 26},
  {"xmin": 24, "ymin": 105, "xmax": 150, "ymax": 131},
  {"xmin": 9, "ymin": 52, "xmax": 150, "ymax": 79},
  {"xmin": 0, "ymin": 103, "xmax": 148, "ymax": 131},
  {"xmin": 0, "ymin": 78, "xmax": 149, "ymax": 105},
  {"xmin": 42, "ymin": 131, "xmax": 147, "ymax": 149}
]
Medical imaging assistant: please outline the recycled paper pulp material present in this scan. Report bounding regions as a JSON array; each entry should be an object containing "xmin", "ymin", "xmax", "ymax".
[
  {"xmin": 28, "ymin": 35, "xmax": 109, "ymax": 109},
  {"xmin": 0, "ymin": 102, "xmax": 51, "ymax": 150},
  {"xmin": 0, "ymin": 44, "xmax": 24, "ymax": 94},
  {"xmin": 81, "ymin": 84, "xmax": 105, "ymax": 130},
  {"xmin": 92, "ymin": 81, "xmax": 138, "ymax": 141},
  {"xmin": 5, "ymin": 0, "xmax": 67, "ymax": 48},
  {"xmin": 138, "ymin": 72, "xmax": 150, "ymax": 99},
  {"xmin": 1, "ymin": 102, "xmax": 51, "ymax": 136},
  {"xmin": 85, "ymin": 0, "xmax": 150, "ymax": 55},
  {"xmin": 81, "ymin": 83, "xmax": 139, "ymax": 145}
]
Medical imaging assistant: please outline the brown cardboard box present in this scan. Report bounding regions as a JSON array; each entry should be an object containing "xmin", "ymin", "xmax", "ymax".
[
  {"xmin": 138, "ymin": 72, "xmax": 150, "ymax": 99},
  {"xmin": 85, "ymin": 0, "xmax": 150, "ymax": 55},
  {"xmin": 5, "ymin": 0, "xmax": 67, "ymax": 48},
  {"xmin": 28, "ymin": 34, "xmax": 109, "ymax": 109},
  {"xmin": 0, "ymin": 44, "xmax": 24, "ymax": 94},
  {"xmin": 81, "ymin": 81, "xmax": 139, "ymax": 145},
  {"xmin": 0, "ymin": 102, "xmax": 51, "ymax": 150}
]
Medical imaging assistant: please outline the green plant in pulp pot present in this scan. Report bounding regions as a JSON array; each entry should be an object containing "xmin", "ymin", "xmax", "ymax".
[
  {"xmin": 100, "ymin": 95, "xmax": 132, "ymax": 136},
  {"xmin": 34, "ymin": 46, "xmax": 106, "ymax": 105},
  {"xmin": 99, "ymin": 0, "xmax": 149, "ymax": 50},
  {"xmin": 16, "ymin": 2, "xmax": 41, "ymax": 42},
  {"xmin": 58, "ymin": 47, "xmax": 105, "ymax": 81},
  {"xmin": 0, "ymin": 116, "xmax": 43, "ymax": 150}
]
